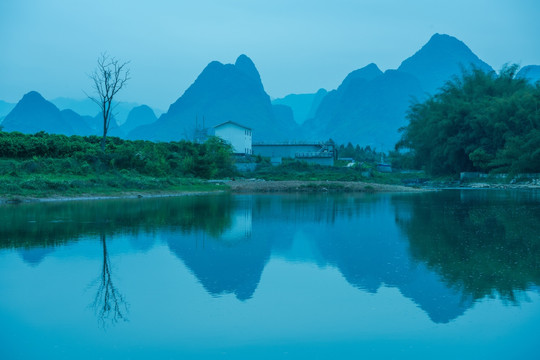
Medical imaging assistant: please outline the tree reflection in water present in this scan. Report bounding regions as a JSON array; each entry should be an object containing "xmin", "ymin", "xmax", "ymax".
[
  {"xmin": 90, "ymin": 233, "xmax": 128, "ymax": 327},
  {"xmin": 393, "ymin": 190, "xmax": 540, "ymax": 303}
]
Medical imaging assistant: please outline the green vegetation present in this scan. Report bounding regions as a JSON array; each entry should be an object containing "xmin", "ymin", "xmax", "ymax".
[
  {"xmin": 253, "ymin": 158, "xmax": 423, "ymax": 184},
  {"xmin": 0, "ymin": 131, "xmax": 235, "ymax": 198},
  {"xmin": 337, "ymin": 143, "xmax": 379, "ymax": 163},
  {"xmin": 398, "ymin": 65, "xmax": 540, "ymax": 175}
]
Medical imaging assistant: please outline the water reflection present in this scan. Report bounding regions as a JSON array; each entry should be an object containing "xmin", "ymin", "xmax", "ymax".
[
  {"xmin": 90, "ymin": 233, "xmax": 128, "ymax": 327},
  {"xmin": 393, "ymin": 191, "xmax": 540, "ymax": 304},
  {"xmin": 1, "ymin": 191, "xmax": 540, "ymax": 324}
]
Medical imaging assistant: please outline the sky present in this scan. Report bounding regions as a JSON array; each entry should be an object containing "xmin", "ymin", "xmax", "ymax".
[{"xmin": 1, "ymin": 0, "xmax": 539, "ymax": 111}]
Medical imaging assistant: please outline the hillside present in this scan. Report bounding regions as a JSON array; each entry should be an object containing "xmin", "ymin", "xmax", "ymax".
[
  {"xmin": 272, "ymin": 88, "xmax": 327, "ymax": 125},
  {"xmin": 398, "ymin": 33, "xmax": 493, "ymax": 94},
  {"xmin": 517, "ymin": 65, "xmax": 540, "ymax": 84},
  {"xmin": 121, "ymin": 105, "xmax": 158, "ymax": 134},
  {"xmin": 129, "ymin": 55, "xmax": 298, "ymax": 142},
  {"xmin": 301, "ymin": 34, "xmax": 494, "ymax": 147},
  {"xmin": 2, "ymin": 91, "xmax": 77, "ymax": 135}
]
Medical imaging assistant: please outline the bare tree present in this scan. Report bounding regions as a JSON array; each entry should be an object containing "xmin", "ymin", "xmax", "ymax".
[{"xmin": 87, "ymin": 53, "xmax": 130, "ymax": 151}]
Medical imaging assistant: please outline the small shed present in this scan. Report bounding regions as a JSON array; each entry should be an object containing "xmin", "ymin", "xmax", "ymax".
[{"xmin": 214, "ymin": 121, "xmax": 252, "ymax": 155}]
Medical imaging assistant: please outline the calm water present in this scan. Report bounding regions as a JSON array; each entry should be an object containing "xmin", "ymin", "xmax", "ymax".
[{"xmin": 1, "ymin": 191, "xmax": 539, "ymax": 359}]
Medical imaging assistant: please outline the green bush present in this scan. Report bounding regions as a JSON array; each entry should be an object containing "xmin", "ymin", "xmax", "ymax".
[{"xmin": 0, "ymin": 131, "xmax": 236, "ymax": 180}]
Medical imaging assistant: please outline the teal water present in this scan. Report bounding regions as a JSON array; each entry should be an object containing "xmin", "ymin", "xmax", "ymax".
[{"xmin": 1, "ymin": 191, "xmax": 539, "ymax": 359}]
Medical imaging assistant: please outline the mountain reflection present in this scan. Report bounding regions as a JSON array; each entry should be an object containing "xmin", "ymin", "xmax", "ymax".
[{"xmin": 2, "ymin": 191, "xmax": 540, "ymax": 323}]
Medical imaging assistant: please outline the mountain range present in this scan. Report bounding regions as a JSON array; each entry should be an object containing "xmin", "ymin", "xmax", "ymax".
[
  {"xmin": 300, "ymin": 34, "xmax": 494, "ymax": 147},
  {"xmin": 2, "ymin": 91, "xmax": 155, "ymax": 138},
  {"xmin": 2, "ymin": 33, "xmax": 539, "ymax": 147},
  {"xmin": 50, "ymin": 97, "xmax": 153, "ymax": 125},
  {"xmin": 128, "ymin": 54, "xmax": 298, "ymax": 142}
]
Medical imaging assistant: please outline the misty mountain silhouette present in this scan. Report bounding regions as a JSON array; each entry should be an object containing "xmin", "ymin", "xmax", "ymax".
[
  {"xmin": 517, "ymin": 65, "xmax": 540, "ymax": 84},
  {"xmin": 272, "ymin": 88, "xmax": 328, "ymax": 125},
  {"xmin": 59, "ymin": 109, "xmax": 95, "ymax": 135},
  {"xmin": 2, "ymin": 91, "xmax": 124, "ymax": 136},
  {"xmin": 301, "ymin": 65, "xmax": 423, "ymax": 146},
  {"xmin": 300, "ymin": 34, "xmax": 495, "ymax": 146},
  {"xmin": 398, "ymin": 33, "xmax": 493, "ymax": 94},
  {"xmin": 129, "ymin": 55, "xmax": 298, "ymax": 142},
  {"xmin": 121, "ymin": 105, "xmax": 157, "ymax": 134},
  {"xmin": 0, "ymin": 100, "xmax": 16, "ymax": 119},
  {"xmin": 51, "ymin": 97, "xmax": 143, "ymax": 125},
  {"xmin": 3, "ymin": 91, "xmax": 80, "ymax": 135},
  {"xmin": 3, "ymin": 34, "xmax": 535, "ymax": 147}
]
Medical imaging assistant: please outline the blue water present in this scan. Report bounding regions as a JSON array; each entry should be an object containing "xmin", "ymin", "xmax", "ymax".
[{"xmin": 0, "ymin": 191, "xmax": 539, "ymax": 359}]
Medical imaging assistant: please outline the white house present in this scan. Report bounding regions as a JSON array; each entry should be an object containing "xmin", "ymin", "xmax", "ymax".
[{"xmin": 213, "ymin": 121, "xmax": 252, "ymax": 155}]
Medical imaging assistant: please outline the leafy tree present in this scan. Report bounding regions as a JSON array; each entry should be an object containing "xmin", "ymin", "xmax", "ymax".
[{"xmin": 398, "ymin": 65, "xmax": 540, "ymax": 175}]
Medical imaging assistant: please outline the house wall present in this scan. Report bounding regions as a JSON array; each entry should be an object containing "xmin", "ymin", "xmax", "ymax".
[
  {"xmin": 253, "ymin": 143, "xmax": 335, "ymax": 166},
  {"xmin": 252, "ymin": 144, "xmax": 321, "ymax": 158},
  {"xmin": 215, "ymin": 123, "xmax": 252, "ymax": 154}
]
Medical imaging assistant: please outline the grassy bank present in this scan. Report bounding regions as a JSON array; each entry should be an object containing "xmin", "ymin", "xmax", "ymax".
[
  {"xmin": 0, "ymin": 172, "xmax": 226, "ymax": 201},
  {"xmin": 252, "ymin": 159, "xmax": 427, "ymax": 185},
  {"xmin": 0, "ymin": 132, "xmax": 431, "ymax": 201},
  {"xmin": 0, "ymin": 131, "xmax": 235, "ymax": 200}
]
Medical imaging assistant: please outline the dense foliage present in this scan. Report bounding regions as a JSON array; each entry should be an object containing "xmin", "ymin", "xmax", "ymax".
[
  {"xmin": 337, "ymin": 143, "xmax": 380, "ymax": 163},
  {"xmin": 397, "ymin": 65, "xmax": 540, "ymax": 175},
  {"xmin": 0, "ymin": 131, "xmax": 236, "ymax": 179}
]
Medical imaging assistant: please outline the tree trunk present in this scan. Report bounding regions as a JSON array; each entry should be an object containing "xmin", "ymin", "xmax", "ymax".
[{"xmin": 100, "ymin": 134, "xmax": 107, "ymax": 152}]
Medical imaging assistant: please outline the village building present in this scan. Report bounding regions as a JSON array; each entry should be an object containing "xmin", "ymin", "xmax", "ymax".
[
  {"xmin": 213, "ymin": 121, "xmax": 252, "ymax": 155},
  {"xmin": 252, "ymin": 141, "xmax": 335, "ymax": 166}
]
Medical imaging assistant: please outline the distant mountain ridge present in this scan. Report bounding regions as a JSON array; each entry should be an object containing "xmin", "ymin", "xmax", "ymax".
[
  {"xmin": 129, "ymin": 54, "xmax": 298, "ymax": 142},
  {"xmin": 301, "ymin": 65, "xmax": 423, "ymax": 146},
  {"xmin": 398, "ymin": 33, "xmax": 493, "ymax": 94},
  {"xmin": 0, "ymin": 100, "xmax": 16, "ymax": 120},
  {"xmin": 3, "ymin": 91, "xmax": 79, "ymax": 135},
  {"xmin": 272, "ymin": 88, "xmax": 327, "ymax": 125},
  {"xmin": 121, "ymin": 105, "xmax": 157, "ymax": 134},
  {"xmin": 3, "ymin": 34, "xmax": 537, "ymax": 148},
  {"xmin": 2, "ymin": 91, "xmax": 123, "ymax": 137},
  {"xmin": 301, "ymin": 33, "xmax": 497, "ymax": 147},
  {"xmin": 517, "ymin": 65, "xmax": 540, "ymax": 84},
  {"xmin": 51, "ymin": 97, "xmax": 147, "ymax": 125}
]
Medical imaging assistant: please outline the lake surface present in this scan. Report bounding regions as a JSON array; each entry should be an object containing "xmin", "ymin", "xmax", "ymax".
[{"xmin": 1, "ymin": 191, "xmax": 539, "ymax": 359}]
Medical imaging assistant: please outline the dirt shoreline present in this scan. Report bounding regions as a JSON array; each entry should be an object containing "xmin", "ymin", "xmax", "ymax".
[
  {"xmin": 5, "ymin": 179, "xmax": 538, "ymax": 204},
  {"xmin": 0, "ymin": 190, "xmax": 226, "ymax": 205},
  {"xmin": 227, "ymin": 180, "xmax": 426, "ymax": 193},
  {"xmin": 0, "ymin": 180, "xmax": 428, "ymax": 204}
]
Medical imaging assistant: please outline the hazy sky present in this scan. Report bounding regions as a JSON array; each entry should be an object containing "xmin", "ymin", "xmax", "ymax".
[{"xmin": 1, "ymin": 0, "xmax": 539, "ymax": 110}]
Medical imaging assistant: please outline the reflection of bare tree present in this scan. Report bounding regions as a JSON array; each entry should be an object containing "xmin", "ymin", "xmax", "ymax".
[{"xmin": 90, "ymin": 233, "xmax": 128, "ymax": 327}]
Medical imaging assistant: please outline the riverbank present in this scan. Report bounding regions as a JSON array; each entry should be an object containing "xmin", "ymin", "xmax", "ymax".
[
  {"xmin": 0, "ymin": 189, "xmax": 227, "ymax": 204},
  {"xmin": 417, "ymin": 180, "xmax": 540, "ymax": 190},
  {"xmin": 0, "ymin": 174, "xmax": 228, "ymax": 204},
  {"xmin": 0, "ymin": 179, "xmax": 429, "ymax": 204},
  {"xmin": 227, "ymin": 179, "xmax": 426, "ymax": 193}
]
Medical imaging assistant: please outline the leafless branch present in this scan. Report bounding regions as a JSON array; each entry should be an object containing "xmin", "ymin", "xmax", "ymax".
[{"xmin": 87, "ymin": 52, "xmax": 130, "ymax": 151}]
